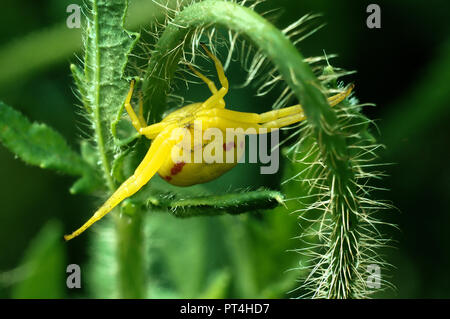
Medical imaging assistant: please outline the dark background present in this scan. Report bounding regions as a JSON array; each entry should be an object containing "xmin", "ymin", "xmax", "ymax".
[{"xmin": 0, "ymin": 0, "xmax": 449, "ymax": 298}]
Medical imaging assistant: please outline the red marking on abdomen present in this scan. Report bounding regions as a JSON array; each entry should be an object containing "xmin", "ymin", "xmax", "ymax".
[
  {"xmin": 171, "ymin": 161, "xmax": 186, "ymax": 175},
  {"xmin": 164, "ymin": 175, "xmax": 172, "ymax": 181},
  {"xmin": 223, "ymin": 141, "xmax": 236, "ymax": 151}
]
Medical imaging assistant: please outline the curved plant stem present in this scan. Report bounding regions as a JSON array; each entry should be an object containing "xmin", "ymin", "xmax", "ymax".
[{"xmin": 143, "ymin": 0, "xmax": 359, "ymax": 298}]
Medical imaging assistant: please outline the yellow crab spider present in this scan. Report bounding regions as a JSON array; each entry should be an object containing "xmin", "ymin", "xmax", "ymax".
[{"xmin": 64, "ymin": 44, "xmax": 354, "ymax": 241}]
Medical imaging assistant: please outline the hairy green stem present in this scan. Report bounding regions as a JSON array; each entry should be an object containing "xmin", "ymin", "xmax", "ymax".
[
  {"xmin": 114, "ymin": 209, "xmax": 146, "ymax": 298},
  {"xmin": 143, "ymin": 0, "xmax": 358, "ymax": 298},
  {"xmin": 147, "ymin": 189, "xmax": 284, "ymax": 217},
  {"xmin": 83, "ymin": 0, "xmax": 144, "ymax": 298}
]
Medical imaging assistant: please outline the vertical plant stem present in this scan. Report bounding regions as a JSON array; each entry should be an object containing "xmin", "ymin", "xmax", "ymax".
[
  {"xmin": 222, "ymin": 218, "xmax": 257, "ymax": 297},
  {"xmin": 81, "ymin": 0, "xmax": 144, "ymax": 298},
  {"xmin": 115, "ymin": 209, "xmax": 146, "ymax": 298}
]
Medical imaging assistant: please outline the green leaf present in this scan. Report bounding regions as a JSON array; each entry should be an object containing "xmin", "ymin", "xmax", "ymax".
[
  {"xmin": 11, "ymin": 220, "xmax": 66, "ymax": 299},
  {"xmin": 70, "ymin": 64, "xmax": 90, "ymax": 114},
  {"xmin": 0, "ymin": 101, "xmax": 102, "ymax": 193}
]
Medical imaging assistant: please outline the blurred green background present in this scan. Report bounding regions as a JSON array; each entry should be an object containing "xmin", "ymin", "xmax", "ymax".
[{"xmin": 0, "ymin": 0, "xmax": 449, "ymax": 298}]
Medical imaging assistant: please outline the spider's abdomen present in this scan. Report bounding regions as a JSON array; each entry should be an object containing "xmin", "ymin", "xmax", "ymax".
[{"xmin": 157, "ymin": 128, "xmax": 245, "ymax": 186}]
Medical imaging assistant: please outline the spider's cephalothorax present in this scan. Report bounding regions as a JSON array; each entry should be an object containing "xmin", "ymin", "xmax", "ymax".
[
  {"xmin": 64, "ymin": 44, "xmax": 354, "ymax": 241},
  {"xmin": 148, "ymin": 101, "xmax": 247, "ymax": 187}
]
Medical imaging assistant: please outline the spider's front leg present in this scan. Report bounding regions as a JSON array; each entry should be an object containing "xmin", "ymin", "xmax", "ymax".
[
  {"xmin": 258, "ymin": 84, "xmax": 355, "ymax": 129},
  {"xmin": 124, "ymin": 80, "xmax": 146, "ymax": 131},
  {"xmin": 124, "ymin": 80, "xmax": 168, "ymax": 140},
  {"xmin": 196, "ymin": 43, "xmax": 230, "ymax": 110},
  {"xmin": 196, "ymin": 84, "xmax": 355, "ymax": 131},
  {"xmin": 64, "ymin": 125, "xmax": 180, "ymax": 241}
]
